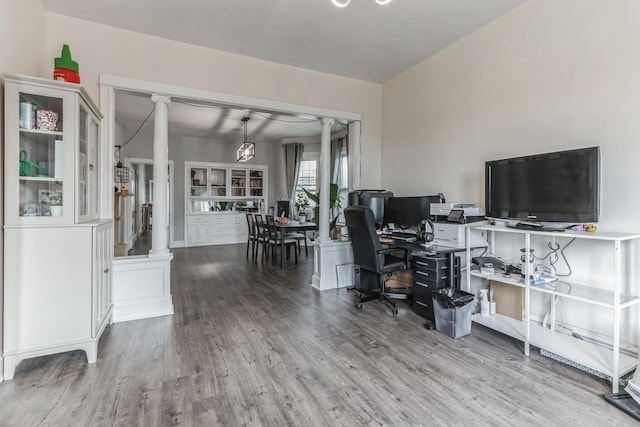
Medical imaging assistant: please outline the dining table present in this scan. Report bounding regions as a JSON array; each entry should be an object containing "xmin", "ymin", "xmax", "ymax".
[{"xmin": 274, "ymin": 221, "xmax": 318, "ymax": 268}]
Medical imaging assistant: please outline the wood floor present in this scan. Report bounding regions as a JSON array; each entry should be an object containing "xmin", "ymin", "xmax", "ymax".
[{"xmin": 0, "ymin": 243, "xmax": 636, "ymax": 426}]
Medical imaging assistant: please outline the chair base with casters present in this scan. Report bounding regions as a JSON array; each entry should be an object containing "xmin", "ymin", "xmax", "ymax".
[{"xmin": 353, "ymin": 256, "xmax": 407, "ymax": 315}]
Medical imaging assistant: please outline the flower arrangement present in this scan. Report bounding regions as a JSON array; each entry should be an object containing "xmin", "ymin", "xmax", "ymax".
[
  {"xmin": 295, "ymin": 192, "xmax": 310, "ymax": 214},
  {"xmin": 45, "ymin": 191, "xmax": 62, "ymax": 206}
]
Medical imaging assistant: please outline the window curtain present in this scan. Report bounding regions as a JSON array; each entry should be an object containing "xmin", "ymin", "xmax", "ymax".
[
  {"xmin": 330, "ymin": 137, "xmax": 348, "ymax": 185},
  {"xmin": 283, "ymin": 142, "xmax": 304, "ymax": 216}
]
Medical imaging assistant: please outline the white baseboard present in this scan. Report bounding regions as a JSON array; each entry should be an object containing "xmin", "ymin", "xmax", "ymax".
[
  {"xmin": 170, "ymin": 240, "xmax": 185, "ymax": 248},
  {"xmin": 113, "ymin": 295, "xmax": 174, "ymax": 323}
]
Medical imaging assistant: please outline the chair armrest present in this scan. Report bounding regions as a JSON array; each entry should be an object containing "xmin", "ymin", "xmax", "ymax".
[{"xmin": 377, "ymin": 247, "xmax": 409, "ymax": 263}]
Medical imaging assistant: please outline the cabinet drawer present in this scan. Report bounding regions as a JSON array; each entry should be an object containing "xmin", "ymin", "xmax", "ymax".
[
  {"xmin": 413, "ymin": 255, "xmax": 447, "ymax": 271},
  {"xmin": 188, "ymin": 215, "xmax": 209, "ymax": 224},
  {"xmin": 413, "ymin": 298, "xmax": 435, "ymax": 320},
  {"xmin": 413, "ymin": 268, "xmax": 447, "ymax": 282},
  {"xmin": 414, "ymin": 277, "xmax": 447, "ymax": 294}
]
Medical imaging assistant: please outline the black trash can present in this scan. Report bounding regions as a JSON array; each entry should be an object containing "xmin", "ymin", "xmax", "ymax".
[{"xmin": 432, "ymin": 288, "xmax": 475, "ymax": 339}]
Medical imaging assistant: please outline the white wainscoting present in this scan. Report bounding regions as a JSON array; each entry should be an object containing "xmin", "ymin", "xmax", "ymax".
[
  {"xmin": 112, "ymin": 254, "xmax": 174, "ymax": 322},
  {"xmin": 312, "ymin": 240, "xmax": 354, "ymax": 291}
]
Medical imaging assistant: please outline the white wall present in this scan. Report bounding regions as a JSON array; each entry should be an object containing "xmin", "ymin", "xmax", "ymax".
[
  {"xmin": 44, "ymin": 13, "xmax": 383, "ymax": 190},
  {"xmin": 382, "ymin": 0, "xmax": 640, "ymax": 233},
  {"xmin": 382, "ymin": 0, "xmax": 640, "ymax": 340}
]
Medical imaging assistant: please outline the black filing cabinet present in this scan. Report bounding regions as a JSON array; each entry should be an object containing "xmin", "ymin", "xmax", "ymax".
[{"xmin": 412, "ymin": 254, "xmax": 461, "ymax": 321}]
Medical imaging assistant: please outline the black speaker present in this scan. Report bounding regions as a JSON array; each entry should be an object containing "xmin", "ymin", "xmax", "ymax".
[{"xmin": 418, "ymin": 219, "xmax": 434, "ymax": 243}]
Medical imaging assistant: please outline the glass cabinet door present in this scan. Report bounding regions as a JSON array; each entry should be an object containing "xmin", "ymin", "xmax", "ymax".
[
  {"xmin": 231, "ymin": 169, "xmax": 247, "ymax": 197},
  {"xmin": 249, "ymin": 169, "xmax": 264, "ymax": 197},
  {"xmin": 189, "ymin": 166, "xmax": 208, "ymax": 197},
  {"xmin": 210, "ymin": 168, "xmax": 226, "ymax": 196},
  {"xmin": 78, "ymin": 107, "xmax": 88, "ymax": 216},
  {"xmin": 18, "ymin": 92, "xmax": 65, "ymax": 218},
  {"xmin": 78, "ymin": 103, "xmax": 99, "ymax": 221}
]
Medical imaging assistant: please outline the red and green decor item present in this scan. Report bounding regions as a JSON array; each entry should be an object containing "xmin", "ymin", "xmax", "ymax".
[{"xmin": 53, "ymin": 44, "xmax": 80, "ymax": 84}]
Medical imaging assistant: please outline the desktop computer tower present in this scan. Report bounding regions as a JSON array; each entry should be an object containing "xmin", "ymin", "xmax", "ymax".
[{"xmin": 348, "ymin": 190, "xmax": 393, "ymax": 229}]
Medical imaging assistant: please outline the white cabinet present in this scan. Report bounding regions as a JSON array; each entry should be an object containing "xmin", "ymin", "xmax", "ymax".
[
  {"xmin": 185, "ymin": 161, "xmax": 267, "ymax": 247},
  {"xmin": 4, "ymin": 74, "xmax": 101, "ymax": 225},
  {"xmin": 186, "ymin": 215, "xmax": 210, "ymax": 245},
  {"xmin": 3, "ymin": 75, "xmax": 111, "ymax": 379},
  {"xmin": 465, "ymin": 225, "xmax": 640, "ymax": 393},
  {"xmin": 185, "ymin": 213, "xmax": 248, "ymax": 246},
  {"xmin": 3, "ymin": 221, "xmax": 113, "ymax": 379}
]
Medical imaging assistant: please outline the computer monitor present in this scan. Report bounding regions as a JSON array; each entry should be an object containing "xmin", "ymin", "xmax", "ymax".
[{"xmin": 383, "ymin": 196, "xmax": 440, "ymax": 229}]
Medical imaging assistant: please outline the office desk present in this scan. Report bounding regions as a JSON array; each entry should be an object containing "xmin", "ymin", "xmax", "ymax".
[{"xmin": 274, "ymin": 222, "xmax": 317, "ymax": 268}]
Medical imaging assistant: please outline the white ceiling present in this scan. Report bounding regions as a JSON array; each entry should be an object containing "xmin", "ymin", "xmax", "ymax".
[{"xmin": 43, "ymin": 0, "xmax": 527, "ymax": 142}]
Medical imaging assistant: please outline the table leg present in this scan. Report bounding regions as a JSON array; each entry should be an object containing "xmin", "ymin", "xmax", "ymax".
[{"xmin": 281, "ymin": 234, "xmax": 285, "ymax": 269}]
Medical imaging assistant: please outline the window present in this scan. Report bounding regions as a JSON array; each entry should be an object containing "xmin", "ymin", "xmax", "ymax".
[{"xmin": 296, "ymin": 159, "xmax": 317, "ymax": 203}]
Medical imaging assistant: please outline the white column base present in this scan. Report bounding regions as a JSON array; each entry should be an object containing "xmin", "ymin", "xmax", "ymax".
[
  {"xmin": 112, "ymin": 254, "xmax": 174, "ymax": 322},
  {"xmin": 312, "ymin": 240, "xmax": 354, "ymax": 291}
]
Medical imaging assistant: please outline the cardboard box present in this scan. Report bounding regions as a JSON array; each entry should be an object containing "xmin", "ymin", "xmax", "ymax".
[
  {"xmin": 489, "ymin": 280, "xmax": 524, "ymax": 321},
  {"xmin": 386, "ymin": 269, "xmax": 413, "ymax": 293}
]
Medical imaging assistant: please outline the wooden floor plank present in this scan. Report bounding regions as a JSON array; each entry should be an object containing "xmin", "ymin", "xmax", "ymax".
[{"xmin": 0, "ymin": 243, "xmax": 637, "ymax": 426}]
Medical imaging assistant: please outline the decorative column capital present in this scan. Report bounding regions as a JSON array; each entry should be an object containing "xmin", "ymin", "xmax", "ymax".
[
  {"xmin": 322, "ymin": 117, "xmax": 335, "ymax": 126},
  {"xmin": 151, "ymin": 94, "xmax": 171, "ymax": 106}
]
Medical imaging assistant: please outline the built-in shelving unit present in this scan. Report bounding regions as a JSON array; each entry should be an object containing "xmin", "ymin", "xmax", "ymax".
[
  {"xmin": 184, "ymin": 161, "xmax": 268, "ymax": 247},
  {"xmin": 465, "ymin": 224, "xmax": 640, "ymax": 393}
]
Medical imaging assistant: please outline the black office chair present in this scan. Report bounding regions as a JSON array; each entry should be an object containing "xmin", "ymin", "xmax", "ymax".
[{"xmin": 344, "ymin": 206, "xmax": 408, "ymax": 315}]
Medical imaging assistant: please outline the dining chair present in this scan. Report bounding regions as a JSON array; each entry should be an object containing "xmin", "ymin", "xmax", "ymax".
[
  {"xmin": 266, "ymin": 215, "xmax": 298, "ymax": 266},
  {"xmin": 245, "ymin": 213, "xmax": 257, "ymax": 259},
  {"xmin": 253, "ymin": 214, "xmax": 270, "ymax": 262}
]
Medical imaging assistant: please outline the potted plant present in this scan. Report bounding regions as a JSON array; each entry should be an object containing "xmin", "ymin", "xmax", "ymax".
[
  {"xmin": 295, "ymin": 192, "xmax": 310, "ymax": 223},
  {"xmin": 46, "ymin": 190, "xmax": 63, "ymax": 216},
  {"xmin": 303, "ymin": 183, "xmax": 342, "ymax": 236}
]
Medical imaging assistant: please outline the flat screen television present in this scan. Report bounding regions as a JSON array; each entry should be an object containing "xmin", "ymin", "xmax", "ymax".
[
  {"xmin": 384, "ymin": 196, "xmax": 441, "ymax": 229},
  {"xmin": 485, "ymin": 147, "xmax": 600, "ymax": 223}
]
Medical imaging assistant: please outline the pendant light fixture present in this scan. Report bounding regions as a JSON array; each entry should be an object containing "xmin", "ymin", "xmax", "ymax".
[
  {"xmin": 114, "ymin": 145, "xmax": 130, "ymax": 184},
  {"xmin": 237, "ymin": 117, "xmax": 255, "ymax": 162},
  {"xmin": 331, "ymin": 0, "xmax": 392, "ymax": 7}
]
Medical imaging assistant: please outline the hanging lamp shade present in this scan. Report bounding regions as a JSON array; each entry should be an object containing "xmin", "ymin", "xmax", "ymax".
[
  {"xmin": 237, "ymin": 117, "xmax": 255, "ymax": 162},
  {"xmin": 114, "ymin": 145, "xmax": 130, "ymax": 183}
]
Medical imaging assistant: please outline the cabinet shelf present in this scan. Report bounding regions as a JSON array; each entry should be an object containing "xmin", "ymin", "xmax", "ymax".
[
  {"xmin": 20, "ymin": 128, "xmax": 63, "ymax": 137},
  {"xmin": 19, "ymin": 176, "xmax": 62, "ymax": 182},
  {"xmin": 473, "ymin": 313, "xmax": 637, "ymax": 378},
  {"xmin": 471, "ymin": 269, "xmax": 639, "ymax": 308},
  {"xmin": 466, "ymin": 223, "xmax": 640, "ymax": 393}
]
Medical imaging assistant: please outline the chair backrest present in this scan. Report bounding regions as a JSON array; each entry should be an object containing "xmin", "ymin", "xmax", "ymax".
[
  {"xmin": 254, "ymin": 214, "xmax": 267, "ymax": 239},
  {"xmin": 265, "ymin": 215, "xmax": 278, "ymax": 240},
  {"xmin": 246, "ymin": 213, "xmax": 256, "ymax": 235},
  {"xmin": 344, "ymin": 206, "xmax": 383, "ymax": 273}
]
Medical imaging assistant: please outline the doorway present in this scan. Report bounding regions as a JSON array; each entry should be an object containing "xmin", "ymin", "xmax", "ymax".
[{"xmin": 118, "ymin": 158, "xmax": 175, "ymax": 257}]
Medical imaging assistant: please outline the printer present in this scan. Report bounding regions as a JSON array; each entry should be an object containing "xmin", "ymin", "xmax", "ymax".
[
  {"xmin": 430, "ymin": 202, "xmax": 485, "ymax": 218},
  {"xmin": 433, "ymin": 222, "xmax": 488, "ymax": 248}
]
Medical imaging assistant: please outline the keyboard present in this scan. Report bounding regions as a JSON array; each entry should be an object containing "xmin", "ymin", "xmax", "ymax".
[{"xmin": 391, "ymin": 232, "xmax": 418, "ymax": 240}]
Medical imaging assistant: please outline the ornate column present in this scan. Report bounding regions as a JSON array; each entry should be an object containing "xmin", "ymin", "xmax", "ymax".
[
  {"xmin": 312, "ymin": 117, "xmax": 354, "ymax": 291},
  {"xmin": 149, "ymin": 94, "xmax": 171, "ymax": 256}
]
